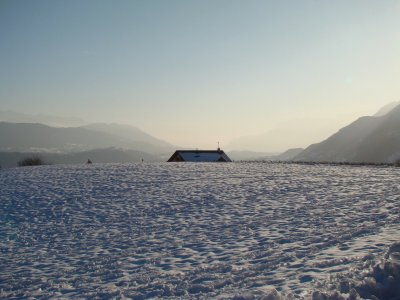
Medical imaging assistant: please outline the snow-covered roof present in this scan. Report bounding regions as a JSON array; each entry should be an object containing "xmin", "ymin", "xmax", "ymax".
[{"xmin": 167, "ymin": 150, "xmax": 232, "ymax": 162}]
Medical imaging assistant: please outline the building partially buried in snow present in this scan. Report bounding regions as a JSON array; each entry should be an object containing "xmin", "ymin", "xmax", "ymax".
[{"xmin": 167, "ymin": 148, "xmax": 232, "ymax": 162}]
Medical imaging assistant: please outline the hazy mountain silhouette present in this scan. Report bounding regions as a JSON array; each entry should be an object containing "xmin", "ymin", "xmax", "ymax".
[
  {"xmin": 269, "ymin": 148, "xmax": 304, "ymax": 161},
  {"xmin": 226, "ymin": 118, "xmax": 344, "ymax": 153},
  {"xmin": 294, "ymin": 103, "xmax": 400, "ymax": 163},
  {"xmin": 0, "ymin": 122, "xmax": 175, "ymax": 154},
  {"xmin": 374, "ymin": 101, "xmax": 400, "ymax": 117},
  {"xmin": 227, "ymin": 148, "xmax": 303, "ymax": 161},
  {"xmin": 0, "ymin": 110, "xmax": 85, "ymax": 127},
  {"xmin": 226, "ymin": 150, "xmax": 279, "ymax": 161},
  {"xmin": 81, "ymin": 123, "xmax": 176, "ymax": 152}
]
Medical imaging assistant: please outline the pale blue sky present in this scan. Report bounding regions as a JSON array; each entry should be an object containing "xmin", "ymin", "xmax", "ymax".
[{"xmin": 1, "ymin": 0, "xmax": 400, "ymax": 149}]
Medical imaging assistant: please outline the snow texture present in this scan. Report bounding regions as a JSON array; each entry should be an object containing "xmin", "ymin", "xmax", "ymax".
[{"xmin": 0, "ymin": 162, "xmax": 399, "ymax": 299}]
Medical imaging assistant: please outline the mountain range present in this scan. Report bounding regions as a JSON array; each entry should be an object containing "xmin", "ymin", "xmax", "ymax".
[
  {"xmin": 225, "ymin": 118, "xmax": 346, "ymax": 153},
  {"xmin": 294, "ymin": 102, "xmax": 400, "ymax": 163},
  {"xmin": 0, "ymin": 121, "xmax": 177, "ymax": 166},
  {"xmin": 0, "ymin": 122, "xmax": 176, "ymax": 155},
  {"xmin": 1, "ymin": 102, "xmax": 400, "ymax": 166}
]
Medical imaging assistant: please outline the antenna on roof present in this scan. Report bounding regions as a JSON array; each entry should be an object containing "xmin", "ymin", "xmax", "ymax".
[{"xmin": 217, "ymin": 141, "xmax": 220, "ymax": 151}]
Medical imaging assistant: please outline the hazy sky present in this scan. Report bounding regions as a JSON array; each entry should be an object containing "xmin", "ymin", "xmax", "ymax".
[{"xmin": 1, "ymin": 0, "xmax": 400, "ymax": 150}]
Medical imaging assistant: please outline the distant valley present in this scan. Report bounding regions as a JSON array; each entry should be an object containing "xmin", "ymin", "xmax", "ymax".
[
  {"xmin": 0, "ymin": 122, "xmax": 176, "ymax": 154},
  {"xmin": 0, "ymin": 121, "xmax": 176, "ymax": 167},
  {"xmin": 1, "ymin": 102, "xmax": 400, "ymax": 167},
  {"xmin": 294, "ymin": 102, "xmax": 400, "ymax": 163},
  {"xmin": 226, "ymin": 102, "xmax": 400, "ymax": 164}
]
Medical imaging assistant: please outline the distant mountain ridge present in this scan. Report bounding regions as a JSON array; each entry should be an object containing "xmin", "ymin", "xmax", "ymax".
[
  {"xmin": 0, "ymin": 122, "xmax": 176, "ymax": 155},
  {"xmin": 226, "ymin": 118, "xmax": 344, "ymax": 153},
  {"xmin": 81, "ymin": 123, "xmax": 175, "ymax": 150},
  {"xmin": 374, "ymin": 101, "xmax": 400, "ymax": 117},
  {"xmin": 294, "ymin": 103, "xmax": 400, "ymax": 163},
  {"xmin": 0, "ymin": 110, "xmax": 85, "ymax": 127}
]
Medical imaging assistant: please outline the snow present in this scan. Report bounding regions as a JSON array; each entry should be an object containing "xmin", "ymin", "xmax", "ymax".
[
  {"xmin": 0, "ymin": 162, "xmax": 399, "ymax": 299},
  {"xmin": 176, "ymin": 151, "xmax": 231, "ymax": 162}
]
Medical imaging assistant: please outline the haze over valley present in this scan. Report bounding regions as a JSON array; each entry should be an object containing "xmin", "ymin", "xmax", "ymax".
[{"xmin": 1, "ymin": 102, "xmax": 400, "ymax": 166}]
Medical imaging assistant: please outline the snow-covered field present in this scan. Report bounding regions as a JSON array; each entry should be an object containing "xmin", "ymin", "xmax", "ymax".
[{"xmin": 1, "ymin": 163, "xmax": 399, "ymax": 299}]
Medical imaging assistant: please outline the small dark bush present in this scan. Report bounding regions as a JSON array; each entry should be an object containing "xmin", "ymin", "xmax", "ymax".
[
  {"xmin": 394, "ymin": 159, "xmax": 400, "ymax": 167},
  {"xmin": 18, "ymin": 156, "xmax": 46, "ymax": 167}
]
